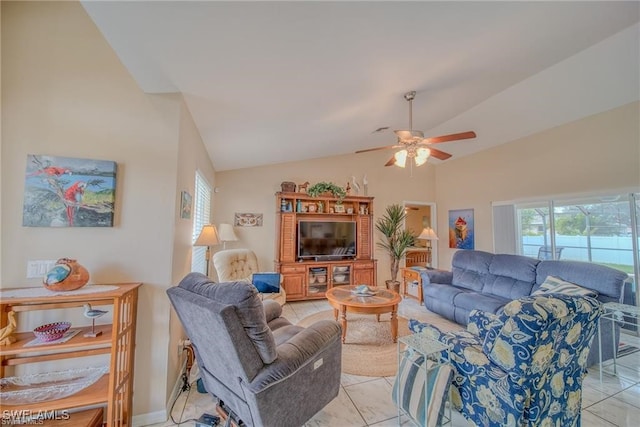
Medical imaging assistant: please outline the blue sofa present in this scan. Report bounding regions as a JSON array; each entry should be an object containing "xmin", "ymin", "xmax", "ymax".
[{"xmin": 421, "ymin": 250, "xmax": 629, "ymax": 365}]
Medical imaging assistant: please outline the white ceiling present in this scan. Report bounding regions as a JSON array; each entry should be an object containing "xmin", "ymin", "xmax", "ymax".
[{"xmin": 81, "ymin": 1, "xmax": 640, "ymax": 171}]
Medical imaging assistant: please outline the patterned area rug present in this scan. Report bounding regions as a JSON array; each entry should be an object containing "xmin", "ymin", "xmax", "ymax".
[
  {"xmin": 618, "ymin": 342, "xmax": 640, "ymax": 358},
  {"xmin": 298, "ymin": 310, "xmax": 411, "ymax": 377}
]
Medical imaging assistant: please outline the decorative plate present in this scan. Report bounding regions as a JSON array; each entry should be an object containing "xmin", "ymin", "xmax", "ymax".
[
  {"xmin": 0, "ymin": 366, "xmax": 108, "ymax": 405},
  {"xmin": 351, "ymin": 284, "xmax": 377, "ymax": 296}
]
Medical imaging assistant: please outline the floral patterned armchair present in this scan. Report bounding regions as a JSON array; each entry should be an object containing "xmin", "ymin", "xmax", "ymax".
[{"xmin": 409, "ymin": 294, "xmax": 603, "ymax": 427}]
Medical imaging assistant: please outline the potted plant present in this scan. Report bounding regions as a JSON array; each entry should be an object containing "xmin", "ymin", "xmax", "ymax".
[
  {"xmin": 375, "ymin": 204, "xmax": 415, "ymax": 293},
  {"xmin": 306, "ymin": 182, "xmax": 347, "ymax": 203}
]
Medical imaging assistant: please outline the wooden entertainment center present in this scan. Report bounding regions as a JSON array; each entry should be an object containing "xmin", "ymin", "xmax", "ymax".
[{"xmin": 275, "ymin": 192, "xmax": 377, "ymax": 301}]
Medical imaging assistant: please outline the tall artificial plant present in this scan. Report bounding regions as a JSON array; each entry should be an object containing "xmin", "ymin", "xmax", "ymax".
[{"xmin": 375, "ymin": 204, "xmax": 415, "ymax": 285}]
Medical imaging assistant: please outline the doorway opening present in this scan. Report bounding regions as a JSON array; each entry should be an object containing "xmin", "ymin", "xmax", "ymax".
[{"xmin": 403, "ymin": 201, "xmax": 438, "ymax": 269}]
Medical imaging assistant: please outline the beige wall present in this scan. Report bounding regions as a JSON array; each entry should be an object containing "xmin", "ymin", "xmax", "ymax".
[
  {"xmin": 214, "ymin": 151, "xmax": 438, "ymax": 284},
  {"xmin": 167, "ymin": 99, "xmax": 216, "ymax": 402},
  {"xmin": 1, "ymin": 2, "xmax": 214, "ymax": 423},
  {"xmin": 216, "ymin": 102, "xmax": 639, "ymax": 277},
  {"xmin": 435, "ymin": 101, "xmax": 640, "ymax": 267},
  {"xmin": 2, "ymin": 1, "xmax": 638, "ymax": 423}
]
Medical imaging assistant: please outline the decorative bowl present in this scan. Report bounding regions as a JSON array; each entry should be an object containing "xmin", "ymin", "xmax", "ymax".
[
  {"xmin": 334, "ymin": 274, "xmax": 347, "ymax": 283},
  {"xmin": 316, "ymin": 275, "xmax": 327, "ymax": 283},
  {"xmin": 0, "ymin": 366, "xmax": 108, "ymax": 405},
  {"xmin": 33, "ymin": 321, "xmax": 71, "ymax": 342},
  {"xmin": 334, "ymin": 266, "xmax": 349, "ymax": 272},
  {"xmin": 352, "ymin": 284, "xmax": 377, "ymax": 296}
]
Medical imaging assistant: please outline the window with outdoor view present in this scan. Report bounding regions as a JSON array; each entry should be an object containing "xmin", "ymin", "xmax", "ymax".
[{"xmin": 494, "ymin": 192, "xmax": 640, "ymax": 325}]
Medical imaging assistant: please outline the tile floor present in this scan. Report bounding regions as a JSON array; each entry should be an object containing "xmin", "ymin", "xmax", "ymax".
[{"xmin": 151, "ymin": 298, "xmax": 640, "ymax": 427}]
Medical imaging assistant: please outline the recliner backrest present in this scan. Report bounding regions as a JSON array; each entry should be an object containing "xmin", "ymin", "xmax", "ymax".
[{"xmin": 167, "ymin": 273, "xmax": 277, "ymax": 397}]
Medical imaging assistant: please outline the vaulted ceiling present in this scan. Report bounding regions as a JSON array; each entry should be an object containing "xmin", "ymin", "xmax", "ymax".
[{"xmin": 82, "ymin": 1, "xmax": 640, "ymax": 171}]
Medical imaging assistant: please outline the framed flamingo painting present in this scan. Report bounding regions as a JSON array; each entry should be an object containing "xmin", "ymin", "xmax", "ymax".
[{"xmin": 23, "ymin": 155, "xmax": 117, "ymax": 227}]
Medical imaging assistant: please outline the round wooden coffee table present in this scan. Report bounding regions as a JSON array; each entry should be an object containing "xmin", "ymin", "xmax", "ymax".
[{"xmin": 325, "ymin": 286, "xmax": 402, "ymax": 343}]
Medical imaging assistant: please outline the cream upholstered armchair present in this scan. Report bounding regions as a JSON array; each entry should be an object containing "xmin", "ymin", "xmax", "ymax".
[{"xmin": 213, "ymin": 249, "xmax": 286, "ymax": 303}]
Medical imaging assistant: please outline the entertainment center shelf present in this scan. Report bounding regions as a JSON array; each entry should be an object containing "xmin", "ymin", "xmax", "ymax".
[{"xmin": 275, "ymin": 192, "xmax": 377, "ymax": 301}]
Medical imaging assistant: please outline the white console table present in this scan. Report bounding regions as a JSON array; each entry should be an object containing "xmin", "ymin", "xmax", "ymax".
[{"xmin": 598, "ymin": 301, "xmax": 640, "ymax": 382}]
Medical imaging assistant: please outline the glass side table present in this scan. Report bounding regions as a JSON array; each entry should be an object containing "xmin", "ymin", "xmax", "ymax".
[
  {"xmin": 598, "ymin": 302, "xmax": 640, "ymax": 382},
  {"xmin": 396, "ymin": 331, "xmax": 452, "ymax": 426}
]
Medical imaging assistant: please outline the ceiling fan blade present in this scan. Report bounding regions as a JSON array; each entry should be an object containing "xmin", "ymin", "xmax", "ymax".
[
  {"xmin": 355, "ymin": 145, "xmax": 397, "ymax": 154},
  {"xmin": 428, "ymin": 147, "xmax": 452, "ymax": 160},
  {"xmin": 384, "ymin": 156, "xmax": 396, "ymax": 167},
  {"xmin": 424, "ymin": 131, "xmax": 477, "ymax": 144}
]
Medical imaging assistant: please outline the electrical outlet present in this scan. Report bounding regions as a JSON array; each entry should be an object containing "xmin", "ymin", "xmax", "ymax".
[{"xmin": 27, "ymin": 260, "xmax": 57, "ymax": 279}]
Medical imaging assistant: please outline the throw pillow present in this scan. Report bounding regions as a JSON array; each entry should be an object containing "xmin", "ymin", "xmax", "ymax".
[
  {"xmin": 531, "ymin": 275, "xmax": 598, "ymax": 297},
  {"xmin": 392, "ymin": 349, "xmax": 454, "ymax": 426}
]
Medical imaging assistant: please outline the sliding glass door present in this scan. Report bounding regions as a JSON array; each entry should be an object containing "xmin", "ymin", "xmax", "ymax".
[{"xmin": 507, "ymin": 192, "xmax": 639, "ymax": 333}]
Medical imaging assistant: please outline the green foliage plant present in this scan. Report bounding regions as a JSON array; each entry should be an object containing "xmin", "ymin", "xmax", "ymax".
[
  {"xmin": 306, "ymin": 182, "xmax": 347, "ymax": 203},
  {"xmin": 375, "ymin": 204, "xmax": 416, "ymax": 284}
]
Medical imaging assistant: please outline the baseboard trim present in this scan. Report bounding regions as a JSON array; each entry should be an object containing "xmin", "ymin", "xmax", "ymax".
[
  {"xmin": 132, "ymin": 354, "xmax": 188, "ymax": 426},
  {"xmin": 132, "ymin": 410, "xmax": 166, "ymax": 427}
]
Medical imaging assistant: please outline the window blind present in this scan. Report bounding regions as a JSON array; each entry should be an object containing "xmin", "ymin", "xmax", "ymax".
[{"xmin": 191, "ymin": 171, "xmax": 211, "ymax": 274}]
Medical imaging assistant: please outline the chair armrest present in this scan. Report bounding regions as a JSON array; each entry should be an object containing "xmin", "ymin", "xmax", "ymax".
[
  {"xmin": 421, "ymin": 269, "xmax": 453, "ymax": 286},
  {"xmin": 247, "ymin": 320, "xmax": 341, "ymax": 393},
  {"xmin": 467, "ymin": 310, "xmax": 502, "ymax": 342},
  {"xmin": 262, "ymin": 299, "xmax": 282, "ymax": 323}
]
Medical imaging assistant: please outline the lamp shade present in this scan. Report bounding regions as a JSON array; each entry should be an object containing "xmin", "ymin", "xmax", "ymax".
[
  {"xmin": 394, "ymin": 150, "xmax": 408, "ymax": 168},
  {"xmin": 218, "ymin": 223, "xmax": 238, "ymax": 242},
  {"xmin": 414, "ymin": 147, "xmax": 431, "ymax": 166},
  {"xmin": 194, "ymin": 224, "xmax": 220, "ymax": 247},
  {"xmin": 418, "ymin": 227, "xmax": 439, "ymax": 240}
]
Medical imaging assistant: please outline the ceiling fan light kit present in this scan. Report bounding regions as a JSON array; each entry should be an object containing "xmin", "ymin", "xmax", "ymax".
[{"xmin": 356, "ymin": 90, "xmax": 477, "ymax": 168}]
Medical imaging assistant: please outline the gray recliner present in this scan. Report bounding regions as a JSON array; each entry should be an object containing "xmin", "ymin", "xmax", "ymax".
[{"xmin": 167, "ymin": 273, "xmax": 342, "ymax": 427}]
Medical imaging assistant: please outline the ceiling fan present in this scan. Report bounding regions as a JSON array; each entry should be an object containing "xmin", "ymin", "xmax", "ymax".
[{"xmin": 356, "ymin": 91, "xmax": 477, "ymax": 167}]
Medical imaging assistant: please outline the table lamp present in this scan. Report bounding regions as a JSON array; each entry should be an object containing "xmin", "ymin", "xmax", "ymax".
[
  {"xmin": 194, "ymin": 224, "xmax": 220, "ymax": 276},
  {"xmin": 218, "ymin": 223, "xmax": 239, "ymax": 249},
  {"xmin": 418, "ymin": 227, "xmax": 439, "ymax": 268}
]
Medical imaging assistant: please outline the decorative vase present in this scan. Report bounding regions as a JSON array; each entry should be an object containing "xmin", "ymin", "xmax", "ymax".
[{"xmin": 43, "ymin": 258, "xmax": 90, "ymax": 292}]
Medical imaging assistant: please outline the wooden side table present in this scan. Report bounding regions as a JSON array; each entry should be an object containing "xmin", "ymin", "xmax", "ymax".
[{"xmin": 402, "ymin": 267, "xmax": 425, "ymax": 304}]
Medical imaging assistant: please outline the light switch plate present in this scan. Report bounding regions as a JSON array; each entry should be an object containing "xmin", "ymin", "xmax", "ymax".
[{"xmin": 27, "ymin": 260, "xmax": 57, "ymax": 279}]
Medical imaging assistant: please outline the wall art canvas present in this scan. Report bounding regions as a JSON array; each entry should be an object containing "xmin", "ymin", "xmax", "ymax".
[
  {"xmin": 180, "ymin": 191, "xmax": 192, "ymax": 219},
  {"xmin": 234, "ymin": 213, "xmax": 263, "ymax": 227},
  {"xmin": 448, "ymin": 209, "xmax": 474, "ymax": 249},
  {"xmin": 23, "ymin": 155, "xmax": 117, "ymax": 227}
]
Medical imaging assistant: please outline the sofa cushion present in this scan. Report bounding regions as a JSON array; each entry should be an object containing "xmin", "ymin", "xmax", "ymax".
[
  {"xmin": 393, "ymin": 350, "xmax": 454, "ymax": 427},
  {"xmin": 451, "ymin": 250, "xmax": 493, "ymax": 291},
  {"xmin": 482, "ymin": 254, "xmax": 539, "ymax": 298},
  {"xmin": 454, "ymin": 292, "xmax": 510, "ymax": 317},
  {"xmin": 531, "ymin": 275, "xmax": 598, "ymax": 297},
  {"xmin": 535, "ymin": 260, "xmax": 627, "ymax": 302}
]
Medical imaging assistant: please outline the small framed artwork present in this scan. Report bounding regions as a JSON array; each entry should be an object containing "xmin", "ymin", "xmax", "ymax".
[
  {"xmin": 448, "ymin": 209, "xmax": 474, "ymax": 249},
  {"xmin": 334, "ymin": 205, "xmax": 345, "ymax": 213},
  {"xmin": 180, "ymin": 191, "xmax": 192, "ymax": 219},
  {"xmin": 234, "ymin": 213, "xmax": 263, "ymax": 227},
  {"xmin": 23, "ymin": 154, "xmax": 117, "ymax": 227}
]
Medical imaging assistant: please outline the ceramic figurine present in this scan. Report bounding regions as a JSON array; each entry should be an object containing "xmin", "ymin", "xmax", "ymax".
[
  {"xmin": 83, "ymin": 303, "xmax": 108, "ymax": 337},
  {"xmin": 43, "ymin": 258, "xmax": 89, "ymax": 292},
  {"xmin": 0, "ymin": 311, "xmax": 17, "ymax": 346}
]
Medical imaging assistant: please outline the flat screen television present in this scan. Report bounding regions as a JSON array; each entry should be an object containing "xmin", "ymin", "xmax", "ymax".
[{"xmin": 298, "ymin": 220, "xmax": 356, "ymax": 260}]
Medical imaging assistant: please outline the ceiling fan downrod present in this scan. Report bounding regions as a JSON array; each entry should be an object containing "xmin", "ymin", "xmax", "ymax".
[{"xmin": 404, "ymin": 91, "xmax": 416, "ymax": 130}]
